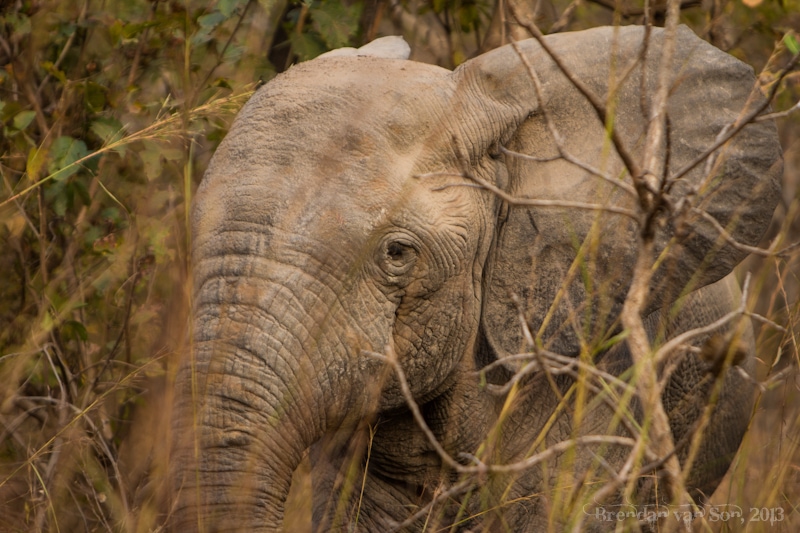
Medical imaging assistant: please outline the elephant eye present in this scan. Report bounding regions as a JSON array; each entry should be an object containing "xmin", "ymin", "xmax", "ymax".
[
  {"xmin": 378, "ymin": 237, "xmax": 417, "ymax": 278},
  {"xmin": 387, "ymin": 242, "xmax": 406, "ymax": 261}
]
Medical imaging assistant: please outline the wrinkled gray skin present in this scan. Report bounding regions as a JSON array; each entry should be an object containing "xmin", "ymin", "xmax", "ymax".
[{"xmin": 170, "ymin": 26, "xmax": 783, "ymax": 532}]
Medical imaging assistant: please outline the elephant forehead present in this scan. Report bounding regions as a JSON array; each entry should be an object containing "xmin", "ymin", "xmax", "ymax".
[
  {"xmin": 193, "ymin": 58, "xmax": 465, "ymax": 243},
  {"xmin": 234, "ymin": 57, "xmax": 454, "ymax": 155},
  {"xmin": 204, "ymin": 162, "xmax": 444, "ymax": 236}
]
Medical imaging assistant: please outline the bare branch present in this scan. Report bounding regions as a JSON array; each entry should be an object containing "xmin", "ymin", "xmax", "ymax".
[
  {"xmin": 499, "ymin": 145, "xmax": 561, "ymax": 163},
  {"xmin": 36, "ymin": 0, "xmax": 89, "ymax": 97},
  {"xmin": 756, "ymin": 99, "xmax": 800, "ymax": 122},
  {"xmin": 653, "ymin": 273, "xmax": 751, "ymax": 369},
  {"xmin": 500, "ymin": 143, "xmax": 638, "ymax": 198},
  {"xmin": 507, "ymin": 6, "xmax": 645, "ymax": 188},
  {"xmin": 692, "ymin": 208, "xmax": 800, "ymax": 258},
  {"xmin": 549, "ymin": 0, "xmax": 581, "ymax": 34},
  {"xmin": 669, "ymin": 51, "xmax": 800, "ymax": 183},
  {"xmin": 386, "ymin": 480, "xmax": 473, "ymax": 533},
  {"xmin": 363, "ymin": 348, "xmax": 466, "ymax": 473},
  {"xmin": 616, "ymin": 2, "xmax": 690, "ymax": 521},
  {"xmin": 366, "ymin": 348, "xmax": 643, "ymax": 477},
  {"xmin": 692, "ymin": 211, "xmax": 774, "ymax": 257},
  {"xmin": 484, "ymin": 434, "xmax": 640, "ymax": 474},
  {"xmin": 416, "ymin": 171, "xmax": 640, "ymax": 220}
]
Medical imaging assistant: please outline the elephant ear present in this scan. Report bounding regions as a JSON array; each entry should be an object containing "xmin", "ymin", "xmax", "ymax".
[
  {"xmin": 456, "ymin": 26, "xmax": 782, "ymax": 359},
  {"xmin": 318, "ymin": 35, "xmax": 411, "ymax": 59}
]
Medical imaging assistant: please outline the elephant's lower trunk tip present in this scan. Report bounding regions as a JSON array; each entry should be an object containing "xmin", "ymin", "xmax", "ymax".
[{"xmin": 168, "ymin": 331, "xmax": 333, "ymax": 532}]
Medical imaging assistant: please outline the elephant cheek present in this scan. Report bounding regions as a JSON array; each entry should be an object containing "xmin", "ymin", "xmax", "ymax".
[{"xmin": 388, "ymin": 287, "xmax": 479, "ymax": 402}]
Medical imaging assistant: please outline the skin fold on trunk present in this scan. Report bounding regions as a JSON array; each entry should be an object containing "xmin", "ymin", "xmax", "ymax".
[{"xmin": 170, "ymin": 254, "xmax": 376, "ymax": 531}]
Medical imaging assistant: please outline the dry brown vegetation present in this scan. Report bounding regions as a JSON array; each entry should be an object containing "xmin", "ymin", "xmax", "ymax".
[{"xmin": 1, "ymin": 0, "xmax": 799, "ymax": 531}]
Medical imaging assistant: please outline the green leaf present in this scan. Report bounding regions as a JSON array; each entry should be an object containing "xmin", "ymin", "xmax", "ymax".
[
  {"xmin": 41, "ymin": 311, "xmax": 55, "ymax": 335},
  {"xmin": 191, "ymin": 26, "xmax": 214, "ymax": 46},
  {"xmin": 26, "ymin": 145, "xmax": 47, "ymax": 180},
  {"xmin": 72, "ymin": 178, "xmax": 92, "ymax": 206},
  {"xmin": 84, "ymin": 81, "xmax": 107, "ymax": 112},
  {"xmin": 163, "ymin": 147, "xmax": 184, "ymax": 161},
  {"xmin": 123, "ymin": 21, "xmax": 149, "ymax": 39},
  {"xmin": 6, "ymin": 13, "xmax": 31, "ymax": 36},
  {"xmin": 62, "ymin": 319, "xmax": 88, "ymax": 341},
  {"xmin": 289, "ymin": 32, "xmax": 326, "ymax": 61},
  {"xmin": 220, "ymin": 42, "xmax": 244, "ymax": 63},
  {"xmin": 91, "ymin": 117, "xmax": 126, "ymax": 148},
  {"xmin": 0, "ymin": 99, "xmax": 20, "ymax": 123},
  {"xmin": 109, "ymin": 19, "xmax": 125, "ymax": 45},
  {"xmin": 218, "ymin": 0, "xmax": 247, "ymax": 17},
  {"xmin": 41, "ymin": 61, "xmax": 67, "ymax": 85},
  {"xmin": 785, "ymin": 34, "xmax": 800, "ymax": 55},
  {"xmin": 310, "ymin": 1, "xmax": 362, "ymax": 50},
  {"xmin": 140, "ymin": 148, "xmax": 162, "ymax": 181},
  {"xmin": 198, "ymin": 11, "xmax": 226, "ymax": 28},
  {"xmin": 13, "ymin": 110, "xmax": 36, "ymax": 131},
  {"xmin": 212, "ymin": 77, "xmax": 232, "ymax": 89},
  {"xmin": 48, "ymin": 136, "xmax": 90, "ymax": 181}
]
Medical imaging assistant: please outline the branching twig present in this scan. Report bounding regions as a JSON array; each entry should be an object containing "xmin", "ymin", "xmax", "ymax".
[
  {"xmin": 615, "ymin": 3, "xmax": 690, "ymax": 525},
  {"xmin": 692, "ymin": 208, "xmax": 800, "ymax": 258},
  {"xmin": 35, "ymin": 0, "xmax": 89, "ymax": 97},
  {"xmin": 416, "ymin": 171, "xmax": 639, "ymax": 220},
  {"xmin": 653, "ymin": 274, "xmax": 786, "ymax": 379},
  {"xmin": 196, "ymin": 0, "xmax": 255, "ymax": 98},
  {"xmin": 386, "ymin": 480, "xmax": 473, "ymax": 532},
  {"xmin": 364, "ymin": 347, "xmax": 466, "ymax": 473},
  {"xmin": 508, "ymin": 6, "xmax": 645, "ymax": 189},
  {"xmin": 499, "ymin": 135, "xmax": 638, "ymax": 199},
  {"xmin": 669, "ymin": 51, "xmax": 800, "ymax": 184},
  {"xmin": 756, "ymin": 99, "xmax": 800, "ymax": 122},
  {"xmin": 549, "ymin": 0, "xmax": 582, "ymax": 34},
  {"xmin": 365, "ymin": 348, "xmax": 642, "ymax": 476}
]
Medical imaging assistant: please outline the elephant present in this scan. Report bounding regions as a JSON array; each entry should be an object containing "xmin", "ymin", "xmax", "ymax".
[{"xmin": 169, "ymin": 25, "xmax": 783, "ymax": 532}]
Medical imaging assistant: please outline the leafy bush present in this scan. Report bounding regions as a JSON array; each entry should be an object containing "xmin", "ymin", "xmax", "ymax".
[{"xmin": 0, "ymin": 0, "xmax": 798, "ymax": 531}]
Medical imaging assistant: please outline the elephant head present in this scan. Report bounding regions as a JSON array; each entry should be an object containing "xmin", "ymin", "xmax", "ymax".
[{"xmin": 170, "ymin": 26, "xmax": 782, "ymax": 531}]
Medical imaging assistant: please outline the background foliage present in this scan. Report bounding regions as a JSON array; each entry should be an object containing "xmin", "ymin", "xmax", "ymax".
[{"xmin": 1, "ymin": 0, "xmax": 799, "ymax": 531}]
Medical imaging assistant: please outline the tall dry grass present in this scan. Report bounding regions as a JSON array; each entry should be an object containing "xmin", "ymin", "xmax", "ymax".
[{"xmin": 1, "ymin": 1, "xmax": 799, "ymax": 532}]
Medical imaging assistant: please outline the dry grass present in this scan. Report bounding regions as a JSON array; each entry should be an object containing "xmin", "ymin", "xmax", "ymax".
[{"xmin": 2, "ymin": 1, "xmax": 800, "ymax": 532}]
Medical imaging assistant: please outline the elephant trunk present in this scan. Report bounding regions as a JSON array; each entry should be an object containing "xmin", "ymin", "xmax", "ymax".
[{"xmin": 170, "ymin": 267, "xmax": 358, "ymax": 531}]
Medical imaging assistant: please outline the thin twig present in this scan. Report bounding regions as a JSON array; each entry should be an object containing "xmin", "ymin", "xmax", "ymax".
[
  {"xmin": 196, "ymin": 0, "xmax": 255, "ymax": 97},
  {"xmin": 479, "ymin": 434, "xmax": 639, "ymax": 474},
  {"xmin": 653, "ymin": 273, "xmax": 751, "ymax": 368},
  {"xmin": 36, "ymin": 0, "xmax": 89, "ymax": 97},
  {"xmin": 508, "ymin": 6, "xmax": 644, "ymax": 186},
  {"xmin": 586, "ymin": 0, "xmax": 702, "ymax": 17},
  {"xmin": 416, "ymin": 171, "xmax": 639, "ymax": 220},
  {"xmin": 499, "ymin": 143, "xmax": 638, "ymax": 198},
  {"xmin": 668, "ymin": 51, "xmax": 800, "ymax": 183},
  {"xmin": 755, "ymin": 99, "xmax": 800, "ymax": 122},
  {"xmin": 364, "ymin": 347, "xmax": 466, "ymax": 472},
  {"xmin": 365, "ymin": 348, "xmax": 642, "ymax": 477},
  {"xmin": 692, "ymin": 208, "xmax": 800, "ymax": 258},
  {"xmin": 514, "ymin": 33, "xmax": 631, "ymax": 193},
  {"xmin": 386, "ymin": 480, "xmax": 474, "ymax": 533},
  {"xmin": 549, "ymin": 0, "xmax": 582, "ymax": 33}
]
